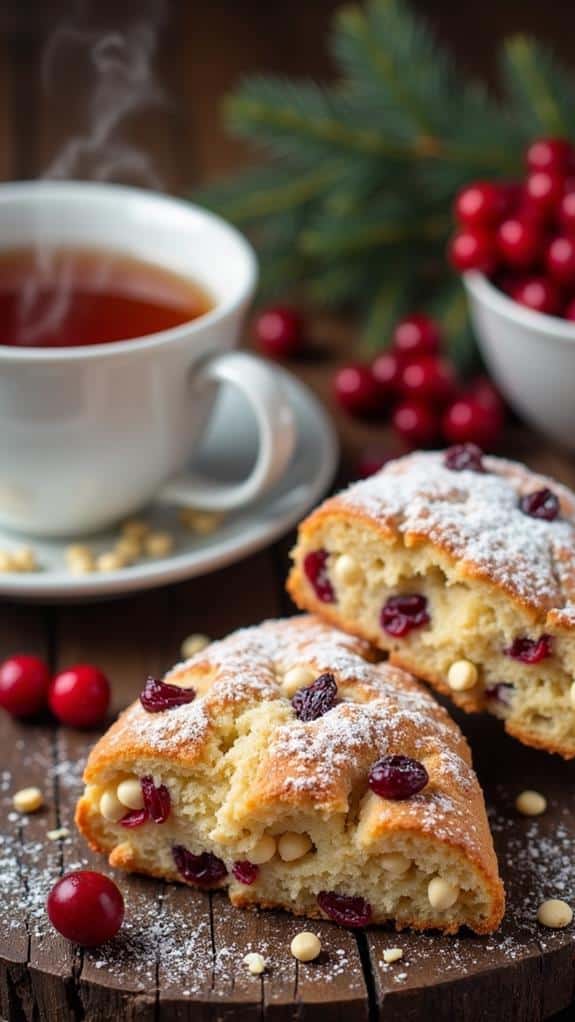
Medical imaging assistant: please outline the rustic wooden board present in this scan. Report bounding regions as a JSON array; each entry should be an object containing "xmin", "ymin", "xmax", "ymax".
[{"xmin": 0, "ymin": 566, "xmax": 574, "ymax": 1022}]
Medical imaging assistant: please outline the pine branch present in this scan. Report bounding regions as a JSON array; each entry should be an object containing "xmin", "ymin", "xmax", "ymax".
[
  {"xmin": 503, "ymin": 36, "xmax": 575, "ymax": 137},
  {"xmin": 195, "ymin": 163, "xmax": 340, "ymax": 224},
  {"xmin": 193, "ymin": 0, "xmax": 575, "ymax": 366}
]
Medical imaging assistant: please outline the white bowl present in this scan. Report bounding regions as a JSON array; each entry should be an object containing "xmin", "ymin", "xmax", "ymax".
[{"xmin": 463, "ymin": 270, "xmax": 575, "ymax": 449}]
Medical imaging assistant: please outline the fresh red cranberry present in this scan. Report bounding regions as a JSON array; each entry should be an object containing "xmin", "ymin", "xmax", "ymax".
[
  {"xmin": 120, "ymin": 808, "xmax": 149, "ymax": 828},
  {"xmin": 232, "ymin": 861, "xmax": 259, "ymax": 885},
  {"xmin": 546, "ymin": 236, "xmax": 575, "ymax": 285},
  {"xmin": 454, "ymin": 181, "xmax": 505, "ymax": 229},
  {"xmin": 468, "ymin": 376, "xmax": 505, "ymax": 416},
  {"xmin": 565, "ymin": 297, "xmax": 575, "ymax": 321},
  {"xmin": 391, "ymin": 314, "xmax": 441, "ymax": 357},
  {"xmin": 317, "ymin": 891, "xmax": 372, "ymax": 928},
  {"xmin": 442, "ymin": 396, "xmax": 503, "ymax": 448},
  {"xmin": 443, "ymin": 443, "xmax": 485, "ymax": 472},
  {"xmin": 519, "ymin": 488, "xmax": 560, "ymax": 521},
  {"xmin": 526, "ymin": 138, "xmax": 574, "ymax": 175},
  {"xmin": 141, "ymin": 775, "xmax": 171, "ymax": 823},
  {"xmin": 558, "ymin": 189, "xmax": 575, "ymax": 234},
  {"xmin": 368, "ymin": 754, "xmax": 429, "ymax": 799},
  {"xmin": 172, "ymin": 846, "xmax": 227, "ymax": 887},
  {"xmin": 254, "ymin": 305, "xmax": 304, "ymax": 360},
  {"xmin": 49, "ymin": 665, "xmax": 110, "ymax": 728},
  {"xmin": 303, "ymin": 550, "xmax": 335, "ymax": 604},
  {"xmin": 525, "ymin": 171, "xmax": 565, "ymax": 216},
  {"xmin": 371, "ymin": 351, "xmax": 404, "ymax": 396},
  {"xmin": 485, "ymin": 682, "xmax": 514, "ymax": 706},
  {"xmin": 496, "ymin": 217, "xmax": 540, "ymax": 269},
  {"xmin": 381, "ymin": 594, "xmax": 430, "ymax": 637},
  {"xmin": 0, "ymin": 655, "xmax": 50, "ymax": 719},
  {"xmin": 355, "ymin": 449, "xmax": 394, "ymax": 479},
  {"xmin": 509, "ymin": 276, "xmax": 561, "ymax": 316},
  {"xmin": 139, "ymin": 676, "xmax": 196, "ymax": 713},
  {"xmin": 392, "ymin": 399, "xmax": 439, "ymax": 449},
  {"xmin": 500, "ymin": 181, "xmax": 523, "ymax": 216},
  {"xmin": 400, "ymin": 356, "xmax": 456, "ymax": 406},
  {"xmin": 448, "ymin": 229, "xmax": 497, "ymax": 274},
  {"xmin": 292, "ymin": 672, "xmax": 337, "ymax": 722},
  {"xmin": 333, "ymin": 363, "xmax": 381, "ymax": 418},
  {"xmin": 46, "ymin": 870, "xmax": 124, "ymax": 946},
  {"xmin": 505, "ymin": 634, "xmax": 552, "ymax": 664}
]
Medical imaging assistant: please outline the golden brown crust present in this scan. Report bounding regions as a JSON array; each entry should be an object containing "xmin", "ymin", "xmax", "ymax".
[{"xmin": 76, "ymin": 615, "xmax": 504, "ymax": 934}]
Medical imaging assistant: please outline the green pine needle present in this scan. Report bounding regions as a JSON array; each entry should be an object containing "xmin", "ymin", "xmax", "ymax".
[{"xmin": 193, "ymin": 0, "xmax": 575, "ymax": 365}]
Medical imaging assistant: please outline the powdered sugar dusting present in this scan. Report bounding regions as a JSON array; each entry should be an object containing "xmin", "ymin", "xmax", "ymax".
[{"xmin": 336, "ymin": 451, "xmax": 575, "ymax": 615}]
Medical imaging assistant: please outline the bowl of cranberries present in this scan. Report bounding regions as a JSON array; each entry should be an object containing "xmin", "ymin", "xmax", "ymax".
[{"xmin": 451, "ymin": 137, "xmax": 575, "ymax": 447}]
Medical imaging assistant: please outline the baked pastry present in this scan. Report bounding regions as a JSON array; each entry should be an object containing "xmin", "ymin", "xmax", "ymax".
[
  {"xmin": 287, "ymin": 445, "xmax": 575, "ymax": 758},
  {"xmin": 76, "ymin": 615, "xmax": 503, "ymax": 934}
]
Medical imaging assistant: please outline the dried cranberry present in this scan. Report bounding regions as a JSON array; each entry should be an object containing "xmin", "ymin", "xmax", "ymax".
[
  {"xmin": 368, "ymin": 754, "xmax": 429, "ymax": 800},
  {"xmin": 141, "ymin": 776, "xmax": 171, "ymax": 824},
  {"xmin": 443, "ymin": 443, "xmax": 485, "ymax": 473},
  {"xmin": 140, "ymin": 676, "xmax": 196, "ymax": 713},
  {"xmin": 120, "ymin": 808, "xmax": 149, "ymax": 828},
  {"xmin": 303, "ymin": 550, "xmax": 335, "ymax": 603},
  {"xmin": 519, "ymin": 488, "xmax": 559, "ymax": 521},
  {"xmin": 505, "ymin": 634, "xmax": 552, "ymax": 664},
  {"xmin": 381, "ymin": 594, "xmax": 430, "ymax": 637},
  {"xmin": 172, "ymin": 846, "xmax": 227, "ymax": 887},
  {"xmin": 292, "ymin": 672, "xmax": 337, "ymax": 722},
  {"xmin": 485, "ymin": 683, "xmax": 514, "ymax": 705},
  {"xmin": 232, "ymin": 860, "xmax": 259, "ymax": 885},
  {"xmin": 317, "ymin": 891, "xmax": 372, "ymax": 928}
]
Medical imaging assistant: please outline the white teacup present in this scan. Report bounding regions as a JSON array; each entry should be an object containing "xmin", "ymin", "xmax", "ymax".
[{"xmin": 0, "ymin": 182, "xmax": 297, "ymax": 537}]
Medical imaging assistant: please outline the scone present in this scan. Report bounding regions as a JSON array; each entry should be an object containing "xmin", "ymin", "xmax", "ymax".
[
  {"xmin": 76, "ymin": 615, "xmax": 503, "ymax": 934},
  {"xmin": 287, "ymin": 444, "xmax": 575, "ymax": 758}
]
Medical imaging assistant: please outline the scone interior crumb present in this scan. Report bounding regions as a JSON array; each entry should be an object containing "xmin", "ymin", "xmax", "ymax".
[{"xmin": 289, "ymin": 516, "xmax": 575, "ymax": 757}]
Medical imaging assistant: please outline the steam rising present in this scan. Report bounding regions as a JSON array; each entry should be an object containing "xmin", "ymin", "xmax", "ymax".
[{"xmin": 18, "ymin": 0, "xmax": 166, "ymax": 344}]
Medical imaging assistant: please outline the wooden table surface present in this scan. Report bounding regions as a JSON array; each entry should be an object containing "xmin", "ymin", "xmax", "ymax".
[{"xmin": 0, "ymin": 5, "xmax": 574, "ymax": 1020}]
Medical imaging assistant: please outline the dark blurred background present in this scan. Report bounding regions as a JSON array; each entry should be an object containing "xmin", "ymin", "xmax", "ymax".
[{"xmin": 3, "ymin": 0, "xmax": 575, "ymax": 188}]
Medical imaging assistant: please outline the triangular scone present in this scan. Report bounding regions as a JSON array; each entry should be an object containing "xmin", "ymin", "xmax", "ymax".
[
  {"xmin": 287, "ymin": 449, "xmax": 575, "ymax": 758},
  {"xmin": 76, "ymin": 615, "xmax": 504, "ymax": 934}
]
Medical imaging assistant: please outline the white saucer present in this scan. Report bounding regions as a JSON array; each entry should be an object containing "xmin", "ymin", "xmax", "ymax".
[{"xmin": 0, "ymin": 368, "xmax": 338, "ymax": 601}]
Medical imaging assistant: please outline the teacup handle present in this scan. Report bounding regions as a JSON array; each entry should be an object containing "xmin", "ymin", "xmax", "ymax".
[{"xmin": 158, "ymin": 350, "xmax": 297, "ymax": 511}]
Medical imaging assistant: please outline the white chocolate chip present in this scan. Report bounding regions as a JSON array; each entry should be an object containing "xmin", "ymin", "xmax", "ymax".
[
  {"xmin": 282, "ymin": 665, "xmax": 316, "ymax": 698},
  {"xmin": 570, "ymin": 681, "xmax": 575, "ymax": 709},
  {"xmin": 277, "ymin": 832, "xmax": 313, "ymax": 862},
  {"xmin": 67, "ymin": 548, "xmax": 96, "ymax": 575},
  {"xmin": 181, "ymin": 634, "xmax": 211, "ymax": 659},
  {"xmin": 180, "ymin": 508, "xmax": 224, "ymax": 535},
  {"xmin": 515, "ymin": 790, "xmax": 547, "ymax": 816},
  {"xmin": 332, "ymin": 553, "xmax": 361, "ymax": 586},
  {"xmin": 47, "ymin": 827, "xmax": 70, "ymax": 841},
  {"xmin": 117, "ymin": 779, "xmax": 145, "ymax": 810},
  {"xmin": 290, "ymin": 932, "xmax": 321, "ymax": 962},
  {"xmin": 122, "ymin": 519, "xmax": 150, "ymax": 541},
  {"xmin": 447, "ymin": 659, "xmax": 478, "ymax": 692},
  {"xmin": 99, "ymin": 790, "xmax": 126, "ymax": 823},
  {"xmin": 13, "ymin": 787, "xmax": 44, "ymax": 813},
  {"xmin": 249, "ymin": 834, "xmax": 277, "ymax": 864},
  {"xmin": 428, "ymin": 877, "xmax": 459, "ymax": 911},
  {"xmin": 0, "ymin": 551, "xmax": 16, "ymax": 572},
  {"xmin": 145, "ymin": 532, "xmax": 174, "ymax": 558},
  {"xmin": 243, "ymin": 952, "xmax": 266, "ymax": 975},
  {"xmin": 382, "ymin": 947, "xmax": 403, "ymax": 964},
  {"xmin": 537, "ymin": 899, "xmax": 573, "ymax": 928},
  {"xmin": 11, "ymin": 547, "xmax": 39, "ymax": 572},
  {"xmin": 97, "ymin": 551, "xmax": 125, "ymax": 573},
  {"xmin": 114, "ymin": 537, "xmax": 142, "ymax": 564},
  {"xmin": 380, "ymin": 853, "xmax": 412, "ymax": 875}
]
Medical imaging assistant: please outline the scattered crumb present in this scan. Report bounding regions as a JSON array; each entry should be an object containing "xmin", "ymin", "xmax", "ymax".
[
  {"xmin": 47, "ymin": 827, "xmax": 70, "ymax": 841},
  {"xmin": 13, "ymin": 787, "xmax": 44, "ymax": 813},
  {"xmin": 243, "ymin": 952, "xmax": 266, "ymax": 975}
]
